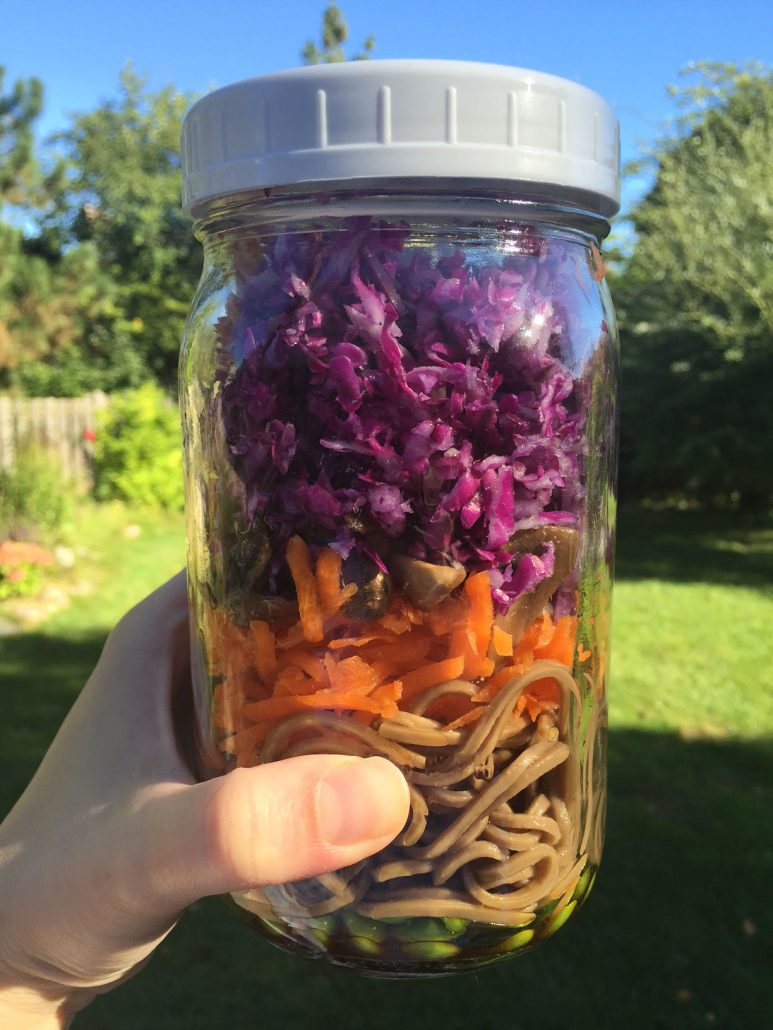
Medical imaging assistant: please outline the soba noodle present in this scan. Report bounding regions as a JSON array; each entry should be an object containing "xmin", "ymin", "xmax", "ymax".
[{"xmin": 250, "ymin": 659, "xmax": 595, "ymax": 929}]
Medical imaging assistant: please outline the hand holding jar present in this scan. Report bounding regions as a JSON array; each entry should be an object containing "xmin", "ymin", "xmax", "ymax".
[{"xmin": 0, "ymin": 573, "xmax": 409, "ymax": 1028}]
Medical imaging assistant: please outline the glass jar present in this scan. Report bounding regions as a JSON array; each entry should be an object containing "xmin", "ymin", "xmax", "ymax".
[{"xmin": 180, "ymin": 61, "xmax": 619, "ymax": 977}]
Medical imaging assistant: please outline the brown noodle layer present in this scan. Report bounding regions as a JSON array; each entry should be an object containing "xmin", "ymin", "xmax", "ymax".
[{"xmin": 239, "ymin": 660, "xmax": 596, "ymax": 928}]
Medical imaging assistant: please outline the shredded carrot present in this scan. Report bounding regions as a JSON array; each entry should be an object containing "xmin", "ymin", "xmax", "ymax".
[
  {"xmin": 363, "ymin": 636, "xmax": 433, "ymax": 670},
  {"xmin": 427, "ymin": 597, "xmax": 466, "ymax": 637},
  {"xmin": 445, "ymin": 707, "xmax": 486, "ymax": 731},
  {"xmin": 210, "ymin": 558, "xmax": 580, "ymax": 750},
  {"xmin": 273, "ymin": 666, "xmax": 317, "ymax": 696},
  {"xmin": 472, "ymin": 661, "xmax": 530, "ymax": 703},
  {"xmin": 276, "ymin": 619, "xmax": 307, "ymax": 651},
  {"xmin": 492, "ymin": 624, "xmax": 514, "ymax": 657},
  {"xmin": 328, "ymin": 631, "xmax": 395, "ymax": 649},
  {"xmin": 369, "ymin": 679, "xmax": 403, "ymax": 719},
  {"xmin": 465, "ymin": 571, "xmax": 494, "ymax": 657},
  {"xmin": 401, "ymin": 656, "xmax": 466, "ymax": 702},
  {"xmin": 285, "ymin": 536, "xmax": 324, "ymax": 643},
  {"xmin": 203, "ymin": 606, "xmax": 252, "ymax": 674},
  {"xmin": 534, "ymin": 615, "xmax": 578, "ymax": 667},
  {"xmin": 243, "ymin": 691, "xmax": 387, "ymax": 723},
  {"xmin": 514, "ymin": 678, "xmax": 561, "ymax": 721},
  {"xmin": 315, "ymin": 547, "xmax": 358, "ymax": 615},
  {"xmin": 278, "ymin": 650, "xmax": 328, "ymax": 682},
  {"xmin": 424, "ymin": 693, "xmax": 475, "ymax": 723},
  {"xmin": 323, "ymin": 653, "xmax": 381, "ymax": 695},
  {"xmin": 250, "ymin": 620, "xmax": 277, "ymax": 686},
  {"xmin": 378, "ymin": 610, "xmax": 414, "ymax": 634}
]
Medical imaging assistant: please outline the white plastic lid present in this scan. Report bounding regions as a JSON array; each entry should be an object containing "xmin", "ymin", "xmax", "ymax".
[{"xmin": 181, "ymin": 60, "xmax": 620, "ymax": 218}]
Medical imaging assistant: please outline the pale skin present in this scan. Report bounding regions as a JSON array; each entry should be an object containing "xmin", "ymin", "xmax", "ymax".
[{"xmin": 0, "ymin": 572, "xmax": 410, "ymax": 1028}]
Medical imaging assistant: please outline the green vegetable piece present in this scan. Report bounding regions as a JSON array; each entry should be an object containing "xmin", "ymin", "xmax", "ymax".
[
  {"xmin": 349, "ymin": 936, "xmax": 381, "ymax": 955},
  {"xmin": 574, "ymin": 866, "xmax": 596, "ymax": 903},
  {"xmin": 501, "ymin": 928, "xmax": 535, "ymax": 951},
  {"xmin": 392, "ymin": 918, "xmax": 450, "ymax": 942},
  {"xmin": 544, "ymin": 900, "xmax": 577, "ymax": 937},
  {"xmin": 309, "ymin": 928, "xmax": 330, "ymax": 948},
  {"xmin": 402, "ymin": 940, "xmax": 460, "ymax": 961},
  {"xmin": 259, "ymin": 917, "xmax": 285, "ymax": 938},
  {"xmin": 342, "ymin": 911, "xmax": 387, "ymax": 943},
  {"xmin": 308, "ymin": 915, "xmax": 337, "ymax": 935},
  {"xmin": 442, "ymin": 917, "xmax": 470, "ymax": 937}
]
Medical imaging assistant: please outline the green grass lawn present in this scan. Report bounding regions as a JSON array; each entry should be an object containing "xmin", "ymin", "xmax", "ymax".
[{"xmin": 1, "ymin": 506, "xmax": 771, "ymax": 1030}]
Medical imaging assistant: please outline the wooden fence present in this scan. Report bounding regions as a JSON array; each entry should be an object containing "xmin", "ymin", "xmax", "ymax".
[{"xmin": 0, "ymin": 391, "xmax": 110, "ymax": 485}]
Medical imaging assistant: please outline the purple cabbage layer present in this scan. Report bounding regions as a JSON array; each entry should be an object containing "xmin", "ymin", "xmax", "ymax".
[{"xmin": 216, "ymin": 222, "xmax": 585, "ymax": 614}]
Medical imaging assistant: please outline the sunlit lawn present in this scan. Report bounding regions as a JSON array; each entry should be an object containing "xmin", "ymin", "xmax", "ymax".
[{"xmin": 1, "ymin": 506, "xmax": 771, "ymax": 1030}]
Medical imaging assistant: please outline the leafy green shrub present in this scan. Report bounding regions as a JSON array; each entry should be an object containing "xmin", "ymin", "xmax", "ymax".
[
  {"xmin": 92, "ymin": 382, "xmax": 184, "ymax": 509},
  {"xmin": 0, "ymin": 441, "xmax": 75, "ymax": 543}
]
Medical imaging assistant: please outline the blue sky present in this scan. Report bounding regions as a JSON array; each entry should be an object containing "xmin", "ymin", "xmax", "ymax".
[{"xmin": 3, "ymin": 0, "xmax": 771, "ymax": 212}]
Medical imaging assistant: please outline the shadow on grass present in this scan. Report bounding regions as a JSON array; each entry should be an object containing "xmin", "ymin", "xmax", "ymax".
[
  {"xmin": 0, "ymin": 630, "xmax": 109, "ymax": 810},
  {"xmin": 3, "ymin": 549, "xmax": 771, "ymax": 1030},
  {"xmin": 616, "ymin": 508, "xmax": 773, "ymax": 590},
  {"xmin": 75, "ymin": 729, "xmax": 773, "ymax": 1030}
]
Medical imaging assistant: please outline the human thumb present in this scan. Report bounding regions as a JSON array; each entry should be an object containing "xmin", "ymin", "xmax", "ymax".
[{"xmin": 131, "ymin": 754, "xmax": 410, "ymax": 915}]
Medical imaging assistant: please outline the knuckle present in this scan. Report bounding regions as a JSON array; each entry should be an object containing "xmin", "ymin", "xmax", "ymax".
[{"xmin": 205, "ymin": 767, "xmax": 260, "ymax": 885}]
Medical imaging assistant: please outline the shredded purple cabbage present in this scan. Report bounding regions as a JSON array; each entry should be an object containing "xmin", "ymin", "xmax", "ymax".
[{"xmin": 217, "ymin": 222, "xmax": 584, "ymax": 612}]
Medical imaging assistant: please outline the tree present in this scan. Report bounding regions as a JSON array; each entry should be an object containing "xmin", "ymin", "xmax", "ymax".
[
  {"xmin": 49, "ymin": 66, "xmax": 199, "ymax": 388},
  {"xmin": 616, "ymin": 63, "xmax": 773, "ymax": 508},
  {"xmin": 0, "ymin": 67, "xmax": 43, "ymax": 208},
  {"xmin": 301, "ymin": 4, "xmax": 375, "ymax": 64}
]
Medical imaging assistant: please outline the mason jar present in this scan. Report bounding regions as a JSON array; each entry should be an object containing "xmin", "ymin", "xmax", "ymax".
[{"xmin": 179, "ymin": 60, "xmax": 620, "ymax": 976}]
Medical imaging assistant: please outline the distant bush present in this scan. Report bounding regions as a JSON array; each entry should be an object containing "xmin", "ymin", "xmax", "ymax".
[
  {"xmin": 0, "ymin": 540, "xmax": 54, "ymax": 600},
  {"xmin": 92, "ymin": 382, "xmax": 184, "ymax": 509},
  {"xmin": 0, "ymin": 441, "xmax": 75, "ymax": 543}
]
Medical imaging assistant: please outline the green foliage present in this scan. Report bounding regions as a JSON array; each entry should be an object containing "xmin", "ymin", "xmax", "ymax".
[
  {"xmin": 617, "ymin": 63, "xmax": 773, "ymax": 509},
  {"xmin": 0, "ymin": 227, "xmax": 149, "ymax": 390},
  {"xmin": 49, "ymin": 66, "xmax": 200, "ymax": 389},
  {"xmin": 302, "ymin": 4, "xmax": 375, "ymax": 64},
  {"xmin": 0, "ymin": 66, "xmax": 43, "ymax": 207},
  {"xmin": 0, "ymin": 441, "xmax": 74, "ymax": 542},
  {"xmin": 92, "ymin": 382, "xmax": 184, "ymax": 509},
  {"xmin": 10, "ymin": 328, "xmax": 148, "ymax": 397}
]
